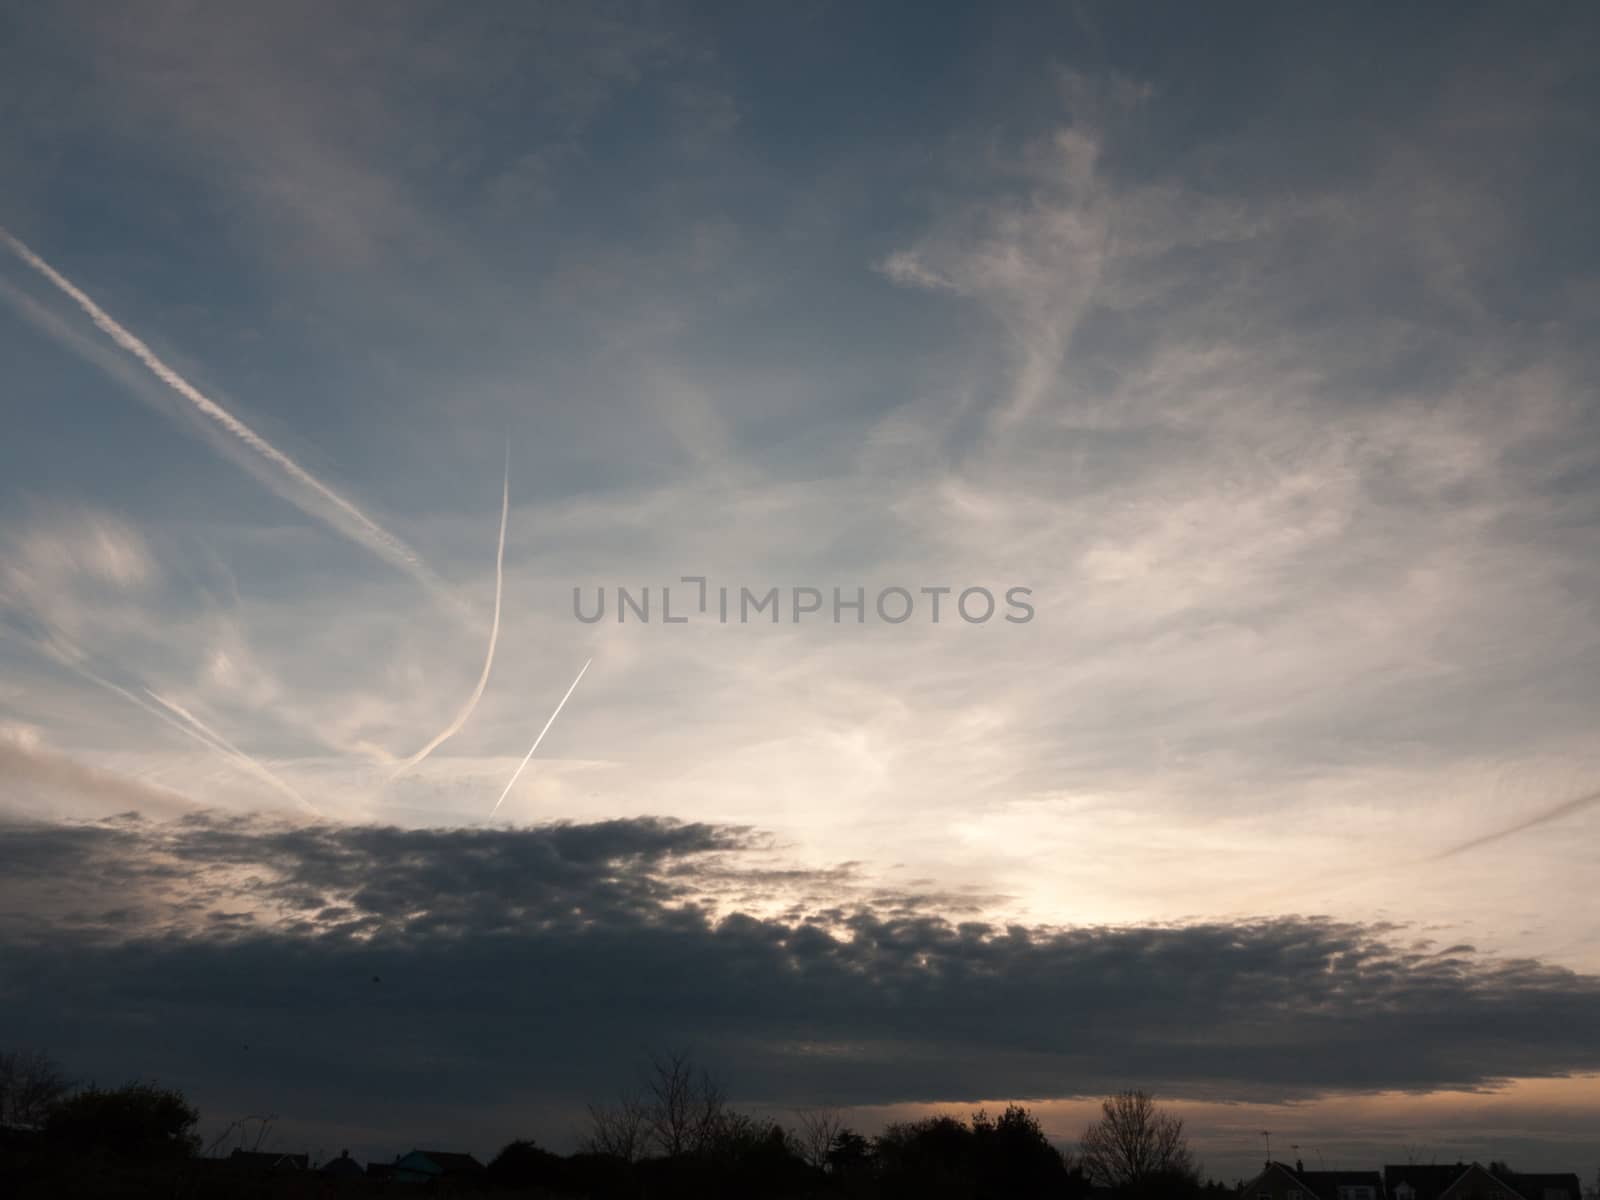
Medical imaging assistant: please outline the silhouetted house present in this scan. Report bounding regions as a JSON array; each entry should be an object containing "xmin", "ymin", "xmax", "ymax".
[
  {"xmin": 226, "ymin": 1148, "xmax": 309, "ymax": 1172},
  {"xmin": 1492, "ymin": 1171, "xmax": 1583, "ymax": 1200},
  {"xmin": 320, "ymin": 1148, "xmax": 364, "ymax": 1179},
  {"xmin": 1387, "ymin": 1164, "xmax": 1467, "ymax": 1199},
  {"xmin": 1244, "ymin": 1160, "xmax": 1382, "ymax": 1199},
  {"xmin": 392, "ymin": 1148, "xmax": 486, "ymax": 1184},
  {"xmin": 1385, "ymin": 1161, "xmax": 1582, "ymax": 1200},
  {"xmin": 366, "ymin": 1161, "xmax": 397, "ymax": 1180},
  {"xmin": 1494, "ymin": 1171, "xmax": 1583, "ymax": 1200}
]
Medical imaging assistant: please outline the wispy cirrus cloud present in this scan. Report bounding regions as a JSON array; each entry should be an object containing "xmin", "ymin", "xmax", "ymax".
[
  {"xmin": 0, "ymin": 228, "xmax": 463, "ymax": 617},
  {"xmin": 0, "ymin": 732, "xmax": 195, "ymax": 821},
  {"xmin": 1, "ymin": 0, "xmax": 1597, "ymax": 1082}
]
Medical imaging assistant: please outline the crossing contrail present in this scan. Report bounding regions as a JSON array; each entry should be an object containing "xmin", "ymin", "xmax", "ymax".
[
  {"xmin": 0, "ymin": 227, "xmax": 459, "ymax": 613},
  {"xmin": 34, "ymin": 632, "xmax": 244, "ymax": 764},
  {"xmin": 143, "ymin": 689, "xmax": 318, "ymax": 815},
  {"xmin": 71, "ymin": 662, "xmax": 237, "ymax": 764},
  {"xmin": 488, "ymin": 658, "xmax": 591, "ymax": 822},
  {"xmin": 28, "ymin": 628, "xmax": 318, "ymax": 816},
  {"xmin": 390, "ymin": 458, "xmax": 510, "ymax": 778}
]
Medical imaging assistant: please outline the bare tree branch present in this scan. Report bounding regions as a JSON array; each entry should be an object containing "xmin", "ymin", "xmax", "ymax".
[
  {"xmin": 641, "ymin": 1050, "xmax": 726, "ymax": 1159},
  {"xmin": 0, "ymin": 1049, "xmax": 72, "ymax": 1129},
  {"xmin": 792, "ymin": 1106, "xmax": 845, "ymax": 1172},
  {"xmin": 582, "ymin": 1095, "xmax": 649, "ymax": 1164},
  {"xmin": 1079, "ymin": 1089, "xmax": 1198, "ymax": 1191}
]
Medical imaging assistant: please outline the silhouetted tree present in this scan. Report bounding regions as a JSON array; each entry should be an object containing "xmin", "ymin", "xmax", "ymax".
[
  {"xmin": 971, "ymin": 1104, "xmax": 1076, "ymax": 1198},
  {"xmin": 875, "ymin": 1114, "xmax": 976, "ymax": 1200},
  {"xmin": 701, "ymin": 1109, "xmax": 776, "ymax": 1160},
  {"xmin": 490, "ymin": 1138, "xmax": 572, "ymax": 1190},
  {"xmin": 641, "ymin": 1049, "xmax": 727, "ymax": 1158},
  {"xmin": 581, "ymin": 1050, "xmax": 825, "ymax": 1199},
  {"xmin": 584, "ymin": 1093, "xmax": 649, "ymax": 1162},
  {"xmin": 562, "ymin": 1150, "xmax": 640, "ymax": 1199},
  {"xmin": 43, "ymin": 1081, "xmax": 199, "ymax": 1162},
  {"xmin": 793, "ymin": 1105, "xmax": 846, "ymax": 1171},
  {"xmin": 1079, "ymin": 1089, "xmax": 1199, "ymax": 1197},
  {"xmin": 868, "ymin": 1107, "xmax": 1077, "ymax": 1198},
  {"xmin": 0, "ymin": 1049, "xmax": 71, "ymax": 1129},
  {"xmin": 201, "ymin": 1112, "xmax": 277, "ymax": 1158},
  {"xmin": 827, "ymin": 1127, "xmax": 873, "ymax": 1176},
  {"xmin": 713, "ymin": 1117, "xmax": 812, "ymax": 1196}
]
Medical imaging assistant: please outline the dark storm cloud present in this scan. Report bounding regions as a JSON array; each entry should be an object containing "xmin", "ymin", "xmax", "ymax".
[
  {"xmin": 3, "ymin": 814, "xmax": 1599, "ymax": 1135},
  {"xmin": 0, "ymin": 813, "xmax": 756, "ymax": 940}
]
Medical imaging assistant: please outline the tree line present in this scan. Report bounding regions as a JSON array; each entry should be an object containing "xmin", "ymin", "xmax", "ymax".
[{"xmin": 0, "ymin": 1045, "xmax": 1240, "ymax": 1197}]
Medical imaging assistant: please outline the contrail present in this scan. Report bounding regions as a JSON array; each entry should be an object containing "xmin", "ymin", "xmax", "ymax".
[
  {"xmin": 1433, "ymin": 787, "xmax": 1600, "ymax": 860},
  {"xmin": 75, "ymin": 664, "xmax": 237, "ymax": 762},
  {"xmin": 143, "ymin": 689, "xmax": 318, "ymax": 816},
  {"xmin": 0, "ymin": 227, "xmax": 457, "ymax": 610},
  {"xmin": 488, "ymin": 658, "xmax": 591, "ymax": 822},
  {"xmin": 30, "ymin": 631, "xmax": 319, "ymax": 816},
  {"xmin": 390, "ymin": 458, "xmax": 510, "ymax": 778},
  {"xmin": 34, "ymin": 633, "xmax": 242, "ymax": 762},
  {"xmin": 1227, "ymin": 782, "xmax": 1600, "ymax": 913}
]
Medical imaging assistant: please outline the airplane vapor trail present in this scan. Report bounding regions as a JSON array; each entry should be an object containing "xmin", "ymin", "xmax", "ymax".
[
  {"xmin": 1433, "ymin": 787, "xmax": 1600, "ymax": 860},
  {"xmin": 390, "ymin": 459, "xmax": 510, "ymax": 778},
  {"xmin": 30, "ymin": 631, "xmax": 318, "ymax": 816},
  {"xmin": 143, "ymin": 689, "xmax": 318, "ymax": 815},
  {"xmin": 1227, "ymin": 781, "xmax": 1600, "ymax": 913},
  {"xmin": 488, "ymin": 658, "xmax": 591, "ymax": 822},
  {"xmin": 0, "ymin": 228, "xmax": 457, "ymax": 610},
  {"xmin": 71, "ymin": 663, "xmax": 236, "ymax": 762}
]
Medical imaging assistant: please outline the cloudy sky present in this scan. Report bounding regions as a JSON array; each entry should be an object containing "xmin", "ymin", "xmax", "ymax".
[{"xmin": 2, "ymin": 0, "xmax": 1598, "ymax": 1180}]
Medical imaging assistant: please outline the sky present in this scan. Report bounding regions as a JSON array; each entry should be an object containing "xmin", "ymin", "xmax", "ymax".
[{"xmin": 1, "ymin": 0, "xmax": 1598, "ymax": 1181}]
